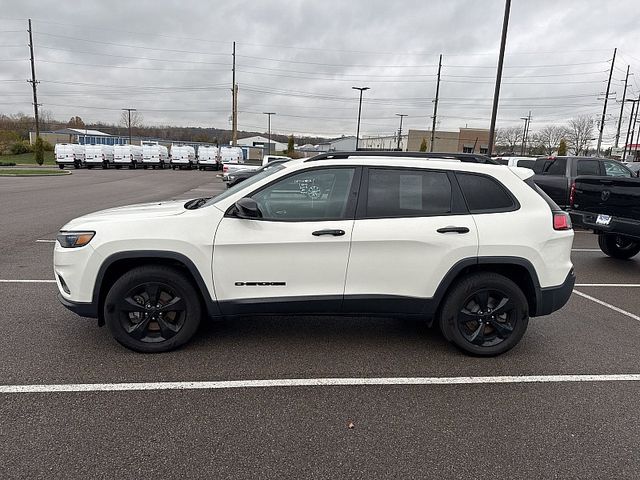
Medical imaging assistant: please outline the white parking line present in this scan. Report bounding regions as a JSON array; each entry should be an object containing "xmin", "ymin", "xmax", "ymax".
[
  {"xmin": 35, "ymin": 239, "xmax": 56, "ymax": 243},
  {"xmin": 1, "ymin": 374, "xmax": 640, "ymax": 394},
  {"xmin": 576, "ymin": 284, "xmax": 640, "ymax": 287},
  {"xmin": 573, "ymin": 290, "xmax": 640, "ymax": 322},
  {"xmin": 0, "ymin": 279, "xmax": 56, "ymax": 283},
  {"xmin": 571, "ymin": 248, "xmax": 601, "ymax": 252}
]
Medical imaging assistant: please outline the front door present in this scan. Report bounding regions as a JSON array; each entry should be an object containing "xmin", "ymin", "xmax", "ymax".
[{"xmin": 213, "ymin": 166, "xmax": 360, "ymax": 314}]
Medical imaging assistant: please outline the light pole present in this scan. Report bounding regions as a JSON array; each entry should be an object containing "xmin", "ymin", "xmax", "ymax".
[
  {"xmin": 263, "ymin": 112, "xmax": 275, "ymax": 155},
  {"xmin": 396, "ymin": 114, "xmax": 407, "ymax": 151},
  {"xmin": 352, "ymin": 86, "xmax": 369, "ymax": 150}
]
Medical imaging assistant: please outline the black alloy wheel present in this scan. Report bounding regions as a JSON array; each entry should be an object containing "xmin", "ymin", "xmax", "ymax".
[
  {"xmin": 456, "ymin": 289, "xmax": 516, "ymax": 348},
  {"xmin": 104, "ymin": 266, "xmax": 202, "ymax": 352},
  {"xmin": 439, "ymin": 272, "xmax": 529, "ymax": 356}
]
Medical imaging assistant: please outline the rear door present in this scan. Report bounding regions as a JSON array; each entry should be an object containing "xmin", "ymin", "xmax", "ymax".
[
  {"xmin": 343, "ymin": 167, "xmax": 478, "ymax": 314},
  {"xmin": 533, "ymin": 157, "xmax": 569, "ymax": 207}
]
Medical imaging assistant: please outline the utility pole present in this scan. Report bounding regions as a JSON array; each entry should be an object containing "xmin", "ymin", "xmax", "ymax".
[
  {"xmin": 122, "ymin": 108, "xmax": 136, "ymax": 144},
  {"xmin": 352, "ymin": 86, "xmax": 370, "ymax": 150},
  {"xmin": 615, "ymin": 65, "xmax": 630, "ymax": 148},
  {"xmin": 430, "ymin": 54, "xmax": 442, "ymax": 152},
  {"xmin": 27, "ymin": 19, "xmax": 40, "ymax": 140},
  {"xmin": 597, "ymin": 47, "xmax": 616, "ymax": 155},
  {"xmin": 519, "ymin": 114, "xmax": 529, "ymax": 155},
  {"xmin": 231, "ymin": 41, "xmax": 238, "ymax": 146},
  {"xmin": 263, "ymin": 112, "xmax": 275, "ymax": 155},
  {"xmin": 488, "ymin": 0, "xmax": 511, "ymax": 156},
  {"xmin": 623, "ymin": 98, "xmax": 638, "ymax": 161},
  {"xmin": 396, "ymin": 114, "xmax": 407, "ymax": 151}
]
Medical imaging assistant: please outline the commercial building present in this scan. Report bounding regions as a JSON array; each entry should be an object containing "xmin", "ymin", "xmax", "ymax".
[
  {"xmin": 30, "ymin": 128, "xmax": 128, "ymax": 146},
  {"xmin": 407, "ymin": 128, "xmax": 490, "ymax": 154},
  {"xmin": 237, "ymin": 135, "xmax": 288, "ymax": 153}
]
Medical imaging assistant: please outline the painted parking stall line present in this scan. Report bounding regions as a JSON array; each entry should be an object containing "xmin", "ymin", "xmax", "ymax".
[
  {"xmin": 575, "ymin": 284, "xmax": 640, "ymax": 287},
  {"xmin": 0, "ymin": 279, "xmax": 56, "ymax": 283},
  {"xmin": 573, "ymin": 290, "xmax": 640, "ymax": 322},
  {"xmin": 2, "ymin": 374, "xmax": 640, "ymax": 394},
  {"xmin": 35, "ymin": 239, "xmax": 56, "ymax": 243}
]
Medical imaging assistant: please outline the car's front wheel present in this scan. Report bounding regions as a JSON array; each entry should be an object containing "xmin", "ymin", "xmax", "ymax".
[
  {"xmin": 104, "ymin": 266, "xmax": 202, "ymax": 352},
  {"xmin": 439, "ymin": 273, "xmax": 529, "ymax": 356},
  {"xmin": 598, "ymin": 233, "xmax": 640, "ymax": 259}
]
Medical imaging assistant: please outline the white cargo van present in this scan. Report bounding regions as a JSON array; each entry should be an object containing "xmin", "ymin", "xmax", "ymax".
[
  {"xmin": 113, "ymin": 145, "xmax": 143, "ymax": 169},
  {"xmin": 197, "ymin": 145, "xmax": 220, "ymax": 170},
  {"xmin": 262, "ymin": 154, "xmax": 291, "ymax": 166},
  {"xmin": 55, "ymin": 143, "xmax": 85, "ymax": 169},
  {"xmin": 170, "ymin": 144, "xmax": 196, "ymax": 170},
  {"xmin": 142, "ymin": 144, "xmax": 169, "ymax": 169},
  {"xmin": 84, "ymin": 144, "xmax": 114, "ymax": 169},
  {"xmin": 219, "ymin": 146, "xmax": 244, "ymax": 164}
]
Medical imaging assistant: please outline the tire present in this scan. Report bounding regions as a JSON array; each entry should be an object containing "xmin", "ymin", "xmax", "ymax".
[
  {"xmin": 439, "ymin": 272, "xmax": 529, "ymax": 356},
  {"xmin": 115, "ymin": 165, "xmax": 121, "ymax": 170},
  {"xmin": 104, "ymin": 265, "xmax": 202, "ymax": 353},
  {"xmin": 598, "ymin": 233, "xmax": 640, "ymax": 259},
  {"xmin": 86, "ymin": 165, "xmax": 93, "ymax": 170},
  {"xmin": 102, "ymin": 161, "xmax": 108, "ymax": 169},
  {"xmin": 58, "ymin": 164, "xmax": 64, "ymax": 170},
  {"xmin": 143, "ymin": 165, "xmax": 148, "ymax": 170}
]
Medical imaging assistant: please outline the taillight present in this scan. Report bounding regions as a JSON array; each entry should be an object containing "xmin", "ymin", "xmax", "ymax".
[
  {"xmin": 553, "ymin": 211, "xmax": 572, "ymax": 231},
  {"xmin": 569, "ymin": 182, "xmax": 576, "ymax": 208},
  {"xmin": 223, "ymin": 165, "xmax": 228, "ymax": 173}
]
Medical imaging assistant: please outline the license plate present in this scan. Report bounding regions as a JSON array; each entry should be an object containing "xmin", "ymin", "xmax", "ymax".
[{"xmin": 596, "ymin": 214, "xmax": 612, "ymax": 226}]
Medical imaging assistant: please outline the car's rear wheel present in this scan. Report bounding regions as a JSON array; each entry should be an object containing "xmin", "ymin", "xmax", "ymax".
[
  {"xmin": 104, "ymin": 266, "xmax": 202, "ymax": 353},
  {"xmin": 598, "ymin": 233, "xmax": 640, "ymax": 259},
  {"xmin": 58, "ymin": 164, "xmax": 64, "ymax": 170},
  {"xmin": 439, "ymin": 273, "xmax": 529, "ymax": 356}
]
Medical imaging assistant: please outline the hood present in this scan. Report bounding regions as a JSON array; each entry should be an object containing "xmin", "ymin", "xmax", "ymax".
[{"xmin": 62, "ymin": 199, "xmax": 188, "ymax": 229}]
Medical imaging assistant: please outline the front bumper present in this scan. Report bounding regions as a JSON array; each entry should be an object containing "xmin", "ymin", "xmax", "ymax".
[
  {"xmin": 57, "ymin": 293, "xmax": 98, "ymax": 318},
  {"xmin": 570, "ymin": 210, "xmax": 640, "ymax": 240},
  {"xmin": 534, "ymin": 269, "xmax": 576, "ymax": 316}
]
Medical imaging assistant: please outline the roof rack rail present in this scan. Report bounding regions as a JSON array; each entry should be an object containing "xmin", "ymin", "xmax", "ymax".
[
  {"xmin": 305, "ymin": 151, "xmax": 461, "ymax": 162},
  {"xmin": 305, "ymin": 151, "xmax": 498, "ymax": 164}
]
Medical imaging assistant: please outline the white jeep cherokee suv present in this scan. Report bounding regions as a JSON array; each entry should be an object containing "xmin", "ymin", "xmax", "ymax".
[{"xmin": 54, "ymin": 152, "xmax": 575, "ymax": 356}]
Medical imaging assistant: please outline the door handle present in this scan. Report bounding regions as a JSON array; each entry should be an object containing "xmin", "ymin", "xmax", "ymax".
[
  {"xmin": 437, "ymin": 226, "xmax": 470, "ymax": 234},
  {"xmin": 312, "ymin": 229, "xmax": 345, "ymax": 236}
]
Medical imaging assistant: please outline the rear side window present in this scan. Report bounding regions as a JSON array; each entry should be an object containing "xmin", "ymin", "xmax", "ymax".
[
  {"xmin": 456, "ymin": 172, "xmax": 516, "ymax": 212},
  {"xmin": 365, "ymin": 168, "xmax": 451, "ymax": 217},
  {"xmin": 517, "ymin": 159, "xmax": 535, "ymax": 169},
  {"xmin": 576, "ymin": 159, "xmax": 600, "ymax": 176},
  {"xmin": 543, "ymin": 158, "xmax": 567, "ymax": 176}
]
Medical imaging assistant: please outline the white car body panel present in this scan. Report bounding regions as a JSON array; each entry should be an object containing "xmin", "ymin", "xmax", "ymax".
[
  {"xmin": 170, "ymin": 145, "xmax": 196, "ymax": 165},
  {"xmin": 84, "ymin": 145, "xmax": 114, "ymax": 166},
  {"xmin": 54, "ymin": 143, "xmax": 85, "ymax": 166},
  {"xmin": 197, "ymin": 146, "xmax": 220, "ymax": 167}
]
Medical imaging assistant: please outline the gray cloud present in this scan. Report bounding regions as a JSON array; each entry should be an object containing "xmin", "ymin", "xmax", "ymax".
[{"xmin": 1, "ymin": 0, "xmax": 639, "ymax": 144}]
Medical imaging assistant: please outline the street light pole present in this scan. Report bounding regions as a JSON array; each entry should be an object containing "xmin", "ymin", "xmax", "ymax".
[
  {"xmin": 487, "ymin": 0, "xmax": 511, "ymax": 156},
  {"xmin": 396, "ymin": 114, "xmax": 407, "ymax": 151},
  {"xmin": 263, "ymin": 112, "xmax": 275, "ymax": 155},
  {"xmin": 352, "ymin": 86, "xmax": 370, "ymax": 150}
]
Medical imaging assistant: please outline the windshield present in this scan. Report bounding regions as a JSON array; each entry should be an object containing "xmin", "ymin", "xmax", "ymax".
[{"xmin": 203, "ymin": 164, "xmax": 286, "ymax": 206}]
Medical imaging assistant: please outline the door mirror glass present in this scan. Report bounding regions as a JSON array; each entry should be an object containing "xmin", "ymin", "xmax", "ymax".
[{"xmin": 235, "ymin": 197, "xmax": 262, "ymax": 218}]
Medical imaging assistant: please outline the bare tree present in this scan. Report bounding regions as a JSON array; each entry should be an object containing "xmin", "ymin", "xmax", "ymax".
[
  {"xmin": 67, "ymin": 116, "xmax": 85, "ymax": 128},
  {"xmin": 567, "ymin": 115, "xmax": 594, "ymax": 155},
  {"xmin": 536, "ymin": 125, "xmax": 570, "ymax": 155},
  {"xmin": 40, "ymin": 109, "xmax": 54, "ymax": 131},
  {"xmin": 495, "ymin": 126, "xmax": 522, "ymax": 152},
  {"xmin": 119, "ymin": 110, "xmax": 144, "ymax": 129}
]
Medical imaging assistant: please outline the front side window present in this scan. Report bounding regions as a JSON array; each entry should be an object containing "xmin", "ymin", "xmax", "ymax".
[
  {"xmin": 365, "ymin": 168, "xmax": 452, "ymax": 217},
  {"xmin": 252, "ymin": 168, "xmax": 355, "ymax": 221},
  {"xmin": 456, "ymin": 172, "xmax": 515, "ymax": 212},
  {"xmin": 602, "ymin": 160, "xmax": 632, "ymax": 178}
]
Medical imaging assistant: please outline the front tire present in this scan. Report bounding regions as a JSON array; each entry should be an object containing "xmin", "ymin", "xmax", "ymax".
[
  {"xmin": 58, "ymin": 164, "xmax": 64, "ymax": 170},
  {"xmin": 104, "ymin": 266, "xmax": 202, "ymax": 353},
  {"xmin": 598, "ymin": 233, "xmax": 640, "ymax": 259},
  {"xmin": 439, "ymin": 273, "xmax": 529, "ymax": 356}
]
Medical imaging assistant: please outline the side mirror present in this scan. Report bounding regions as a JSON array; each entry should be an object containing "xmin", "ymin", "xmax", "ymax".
[{"xmin": 235, "ymin": 197, "xmax": 262, "ymax": 219}]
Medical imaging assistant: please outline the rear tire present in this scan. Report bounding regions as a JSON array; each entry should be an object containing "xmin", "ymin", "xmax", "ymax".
[
  {"xmin": 598, "ymin": 233, "xmax": 640, "ymax": 259},
  {"xmin": 58, "ymin": 164, "xmax": 64, "ymax": 170},
  {"xmin": 104, "ymin": 266, "xmax": 202, "ymax": 353},
  {"xmin": 439, "ymin": 273, "xmax": 529, "ymax": 356}
]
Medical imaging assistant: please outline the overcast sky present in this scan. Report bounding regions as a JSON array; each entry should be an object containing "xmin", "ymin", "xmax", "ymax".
[{"xmin": 2, "ymin": 0, "xmax": 640, "ymax": 143}]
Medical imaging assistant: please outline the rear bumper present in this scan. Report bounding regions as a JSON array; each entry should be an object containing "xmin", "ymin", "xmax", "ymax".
[
  {"xmin": 57, "ymin": 293, "xmax": 98, "ymax": 318},
  {"xmin": 570, "ymin": 210, "xmax": 640, "ymax": 239},
  {"xmin": 534, "ymin": 269, "xmax": 576, "ymax": 317}
]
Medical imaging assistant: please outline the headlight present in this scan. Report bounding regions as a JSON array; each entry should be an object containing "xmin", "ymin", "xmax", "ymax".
[
  {"xmin": 228, "ymin": 176, "xmax": 235, "ymax": 180},
  {"xmin": 56, "ymin": 231, "xmax": 95, "ymax": 248}
]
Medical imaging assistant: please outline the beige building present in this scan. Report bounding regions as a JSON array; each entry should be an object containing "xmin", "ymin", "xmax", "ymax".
[{"xmin": 407, "ymin": 128, "xmax": 489, "ymax": 154}]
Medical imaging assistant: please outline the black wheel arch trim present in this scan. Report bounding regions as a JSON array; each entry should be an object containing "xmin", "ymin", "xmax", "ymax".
[{"xmin": 92, "ymin": 251, "xmax": 220, "ymax": 320}]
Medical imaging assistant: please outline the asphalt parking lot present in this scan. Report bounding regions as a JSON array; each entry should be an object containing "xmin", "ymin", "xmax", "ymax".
[{"xmin": 1, "ymin": 169, "xmax": 639, "ymax": 479}]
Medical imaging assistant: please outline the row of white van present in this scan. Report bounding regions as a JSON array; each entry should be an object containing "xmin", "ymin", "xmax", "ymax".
[{"xmin": 54, "ymin": 144, "xmax": 244, "ymax": 170}]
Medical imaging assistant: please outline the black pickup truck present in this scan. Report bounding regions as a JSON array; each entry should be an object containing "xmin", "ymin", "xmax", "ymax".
[
  {"xmin": 532, "ymin": 156, "xmax": 636, "ymax": 209},
  {"xmin": 570, "ymin": 176, "xmax": 640, "ymax": 259}
]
